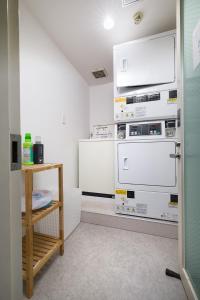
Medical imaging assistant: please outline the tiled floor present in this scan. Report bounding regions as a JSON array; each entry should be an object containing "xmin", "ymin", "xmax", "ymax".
[{"xmin": 23, "ymin": 223, "xmax": 187, "ymax": 300}]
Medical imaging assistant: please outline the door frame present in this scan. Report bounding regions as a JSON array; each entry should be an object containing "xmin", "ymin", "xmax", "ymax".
[
  {"xmin": 177, "ymin": 1, "xmax": 198, "ymax": 299},
  {"xmin": 0, "ymin": 1, "xmax": 22, "ymax": 299}
]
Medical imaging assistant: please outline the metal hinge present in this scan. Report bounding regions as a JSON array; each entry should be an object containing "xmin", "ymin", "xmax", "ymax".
[
  {"xmin": 177, "ymin": 108, "xmax": 181, "ymax": 127},
  {"xmin": 170, "ymin": 153, "xmax": 181, "ymax": 159}
]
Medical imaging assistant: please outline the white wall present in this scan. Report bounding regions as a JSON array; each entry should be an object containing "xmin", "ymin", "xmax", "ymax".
[
  {"xmin": 19, "ymin": 1, "xmax": 90, "ymax": 238},
  {"xmin": 89, "ymin": 82, "xmax": 114, "ymax": 133}
]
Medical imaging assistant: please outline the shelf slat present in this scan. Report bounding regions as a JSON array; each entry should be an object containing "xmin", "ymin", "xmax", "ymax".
[
  {"xmin": 22, "ymin": 200, "xmax": 61, "ymax": 225},
  {"xmin": 22, "ymin": 232, "xmax": 62, "ymax": 280},
  {"xmin": 22, "ymin": 163, "xmax": 62, "ymax": 173}
]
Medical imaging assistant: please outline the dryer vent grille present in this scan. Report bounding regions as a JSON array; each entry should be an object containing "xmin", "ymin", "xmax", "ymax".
[
  {"xmin": 92, "ymin": 69, "xmax": 107, "ymax": 79},
  {"xmin": 122, "ymin": 0, "xmax": 140, "ymax": 7}
]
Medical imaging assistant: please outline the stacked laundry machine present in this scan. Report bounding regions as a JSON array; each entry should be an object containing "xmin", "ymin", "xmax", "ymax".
[{"xmin": 113, "ymin": 30, "xmax": 179, "ymax": 222}]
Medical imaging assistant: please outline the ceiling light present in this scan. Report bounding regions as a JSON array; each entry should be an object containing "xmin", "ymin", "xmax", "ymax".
[{"xmin": 103, "ymin": 16, "xmax": 115, "ymax": 30}]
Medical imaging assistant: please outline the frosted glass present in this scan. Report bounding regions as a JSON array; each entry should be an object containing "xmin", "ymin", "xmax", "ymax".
[{"xmin": 183, "ymin": 0, "xmax": 200, "ymax": 297}]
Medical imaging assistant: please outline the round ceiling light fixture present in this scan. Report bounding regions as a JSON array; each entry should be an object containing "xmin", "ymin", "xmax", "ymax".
[{"xmin": 103, "ymin": 16, "xmax": 115, "ymax": 30}]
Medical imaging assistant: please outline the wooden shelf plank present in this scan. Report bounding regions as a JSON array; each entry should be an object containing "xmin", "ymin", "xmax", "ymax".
[
  {"xmin": 22, "ymin": 163, "xmax": 62, "ymax": 173},
  {"xmin": 22, "ymin": 233, "xmax": 62, "ymax": 280},
  {"xmin": 22, "ymin": 200, "xmax": 61, "ymax": 225}
]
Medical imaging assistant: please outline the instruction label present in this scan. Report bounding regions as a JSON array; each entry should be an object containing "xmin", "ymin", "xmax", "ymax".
[
  {"xmin": 135, "ymin": 106, "xmax": 146, "ymax": 118},
  {"xmin": 168, "ymin": 98, "xmax": 177, "ymax": 104},
  {"xmin": 114, "ymin": 97, "xmax": 126, "ymax": 103},
  {"xmin": 115, "ymin": 189, "xmax": 127, "ymax": 195}
]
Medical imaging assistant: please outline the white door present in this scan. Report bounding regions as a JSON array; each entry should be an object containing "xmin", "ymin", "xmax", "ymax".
[
  {"xmin": 0, "ymin": 1, "xmax": 22, "ymax": 299},
  {"xmin": 118, "ymin": 141, "xmax": 176, "ymax": 187},
  {"xmin": 114, "ymin": 35, "xmax": 175, "ymax": 87}
]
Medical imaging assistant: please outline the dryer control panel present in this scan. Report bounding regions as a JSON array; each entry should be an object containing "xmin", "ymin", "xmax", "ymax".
[
  {"xmin": 129, "ymin": 122, "xmax": 162, "ymax": 137},
  {"xmin": 116, "ymin": 120, "xmax": 177, "ymax": 140},
  {"xmin": 114, "ymin": 89, "xmax": 177, "ymax": 122}
]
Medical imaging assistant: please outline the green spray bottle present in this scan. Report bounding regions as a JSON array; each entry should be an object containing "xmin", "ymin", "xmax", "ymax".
[{"xmin": 23, "ymin": 133, "xmax": 34, "ymax": 165}]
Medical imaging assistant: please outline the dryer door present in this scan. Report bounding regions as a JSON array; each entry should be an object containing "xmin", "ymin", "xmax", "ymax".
[
  {"xmin": 118, "ymin": 141, "xmax": 176, "ymax": 187},
  {"xmin": 114, "ymin": 35, "xmax": 175, "ymax": 87}
]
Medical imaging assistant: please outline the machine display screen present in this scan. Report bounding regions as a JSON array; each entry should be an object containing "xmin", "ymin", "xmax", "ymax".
[
  {"xmin": 165, "ymin": 120, "xmax": 176, "ymax": 128},
  {"xmin": 129, "ymin": 123, "xmax": 162, "ymax": 136},
  {"xmin": 169, "ymin": 90, "xmax": 177, "ymax": 99},
  {"xmin": 127, "ymin": 191, "xmax": 135, "ymax": 198}
]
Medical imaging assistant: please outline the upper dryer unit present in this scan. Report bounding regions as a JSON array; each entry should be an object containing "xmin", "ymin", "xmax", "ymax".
[{"xmin": 113, "ymin": 30, "xmax": 176, "ymax": 92}]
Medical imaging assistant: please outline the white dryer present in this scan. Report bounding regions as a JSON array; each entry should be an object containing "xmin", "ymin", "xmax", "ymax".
[{"xmin": 115, "ymin": 120, "xmax": 179, "ymax": 222}]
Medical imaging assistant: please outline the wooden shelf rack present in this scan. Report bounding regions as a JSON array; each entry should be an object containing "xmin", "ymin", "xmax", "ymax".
[{"xmin": 22, "ymin": 163, "xmax": 64, "ymax": 298}]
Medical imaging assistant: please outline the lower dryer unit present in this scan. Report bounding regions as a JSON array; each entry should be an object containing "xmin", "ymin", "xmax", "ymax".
[{"xmin": 115, "ymin": 120, "xmax": 179, "ymax": 222}]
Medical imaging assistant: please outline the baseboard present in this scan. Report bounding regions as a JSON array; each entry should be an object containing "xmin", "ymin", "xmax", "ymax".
[
  {"xmin": 64, "ymin": 222, "xmax": 80, "ymax": 241},
  {"xmin": 81, "ymin": 210, "xmax": 178, "ymax": 239},
  {"xmin": 181, "ymin": 268, "xmax": 198, "ymax": 300}
]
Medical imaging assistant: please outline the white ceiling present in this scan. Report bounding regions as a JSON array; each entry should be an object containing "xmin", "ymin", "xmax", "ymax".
[{"xmin": 24, "ymin": 0, "xmax": 176, "ymax": 86}]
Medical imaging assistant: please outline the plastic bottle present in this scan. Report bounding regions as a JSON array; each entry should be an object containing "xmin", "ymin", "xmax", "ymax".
[
  {"xmin": 33, "ymin": 136, "xmax": 44, "ymax": 164},
  {"xmin": 23, "ymin": 133, "xmax": 34, "ymax": 165}
]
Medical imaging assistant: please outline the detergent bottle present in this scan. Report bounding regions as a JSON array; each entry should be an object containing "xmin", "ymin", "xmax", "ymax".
[
  {"xmin": 23, "ymin": 133, "xmax": 34, "ymax": 165},
  {"xmin": 33, "ymin": 136, "xmax": 44, "ymax": 164}
]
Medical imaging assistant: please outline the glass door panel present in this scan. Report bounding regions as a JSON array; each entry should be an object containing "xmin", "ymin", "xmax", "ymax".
[{"xmin": 182, "ymin": 0, "xmax": 200, "ymax": 297}]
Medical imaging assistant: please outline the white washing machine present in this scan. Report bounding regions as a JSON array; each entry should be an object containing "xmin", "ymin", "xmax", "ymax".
[{"xmin": 115, "ymin": 120, "xmax": 179, "ymax": 222}]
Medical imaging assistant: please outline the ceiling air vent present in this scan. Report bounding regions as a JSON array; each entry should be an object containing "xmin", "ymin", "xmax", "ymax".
[
  {"xmin": 92, "ymin": 69, "xmax": 107, "ymax": 79},
  {"xmin": 122, "ymin": 0, "xmax": 140, "ymax": 7}
]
